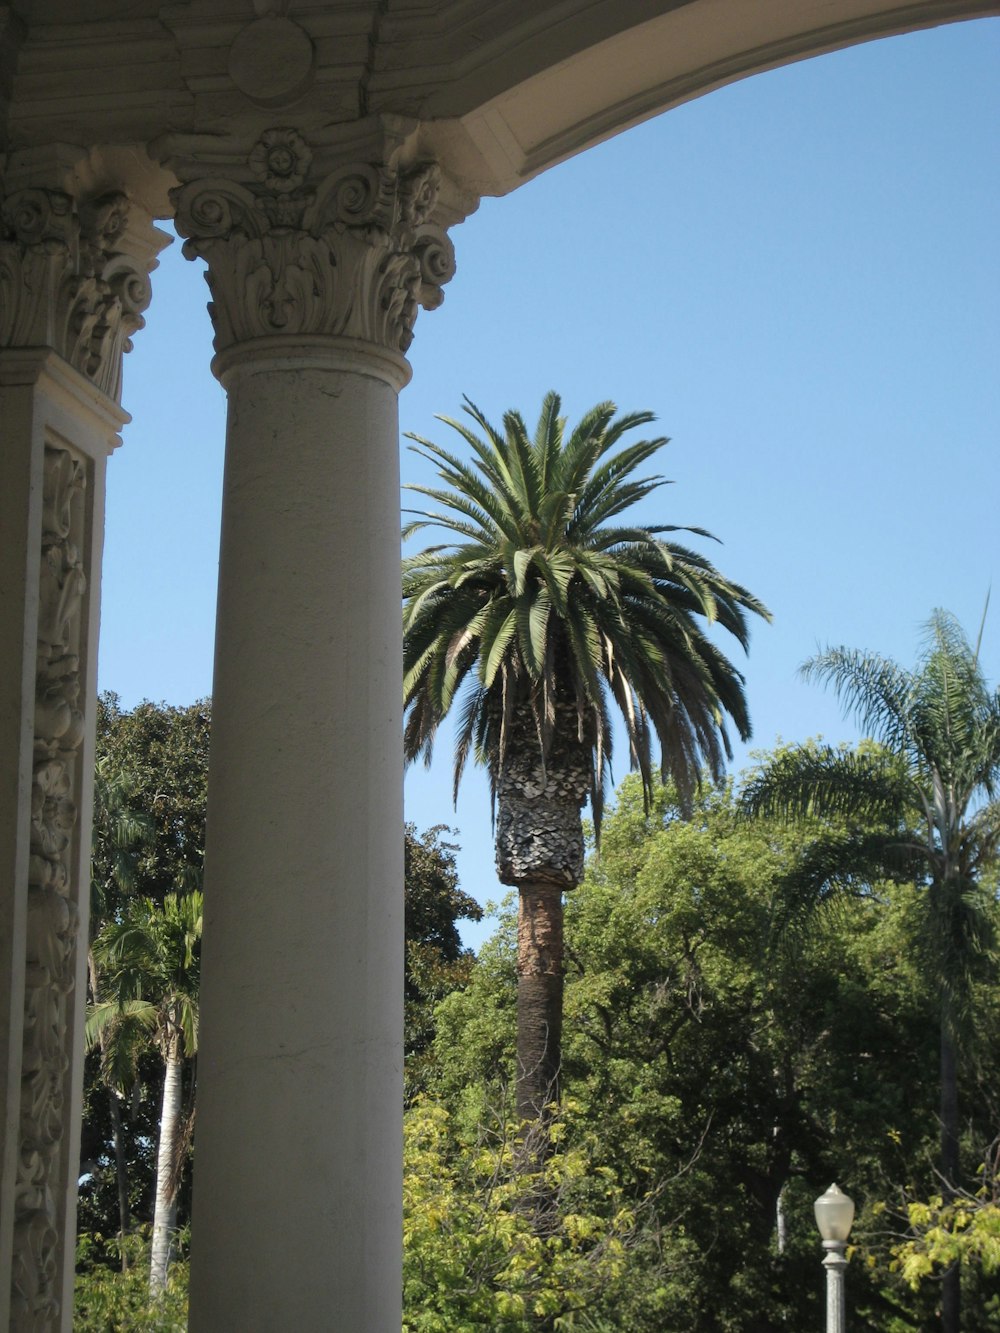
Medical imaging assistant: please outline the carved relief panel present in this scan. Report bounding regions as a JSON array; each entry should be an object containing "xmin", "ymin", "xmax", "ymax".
[
  {"xmin": 0, "ymin": 174, "xmax": 157, "ymax": 1327},
  {"xmin": 9, "ymin": 440, "xmax": 89, "ymax": 1330}
]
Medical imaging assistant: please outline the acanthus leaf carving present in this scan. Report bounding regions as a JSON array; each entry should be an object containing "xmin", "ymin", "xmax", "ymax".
[
  {"xmin": 0, "ymin": 187, "xmax": 157, "ymax": 402},
  {"xmin": 172, "ymin": 130, "xmax": 458, "ymax": 356}
]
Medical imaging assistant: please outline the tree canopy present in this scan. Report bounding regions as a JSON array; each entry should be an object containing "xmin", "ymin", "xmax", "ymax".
[
  {"xmin": 422, "ymin": 769, "xmax": 1000, "ymax": 1329},
  {"xmin": 741, "ymin": 610, "xmax": 1000, "ymax": 1332},
  {"xmin": 403, "ymin": 392, "xmax": 769, "ymax": 828}
]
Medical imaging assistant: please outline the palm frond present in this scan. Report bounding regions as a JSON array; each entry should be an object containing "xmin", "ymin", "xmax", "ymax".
[
  {"xmin": 402, "ymin": 393, "xmax": 769, "ymax": 841},
  {"xmin": 800, "ymin": 648, "xmax": 915, "ymax": 755},
  {"xmin": 740, "ymin": 744, "xmax": 910, "ymax": 825}
]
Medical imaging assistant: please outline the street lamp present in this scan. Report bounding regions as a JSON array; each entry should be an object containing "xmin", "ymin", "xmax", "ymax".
[{"xmin": 814, "ymin": 1183, "xmax": 854, "ymax": 1333}]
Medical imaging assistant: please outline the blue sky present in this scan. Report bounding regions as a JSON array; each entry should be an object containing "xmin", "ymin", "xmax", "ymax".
[{"xmin": 100, "ymin": 20, "xmax": 999, "ymax": 948}]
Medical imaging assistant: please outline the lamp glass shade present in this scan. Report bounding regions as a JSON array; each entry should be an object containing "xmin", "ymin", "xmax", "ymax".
[{"xmin": 814, "ymin": 1183, "xmax": 855, "ymax": 1242}]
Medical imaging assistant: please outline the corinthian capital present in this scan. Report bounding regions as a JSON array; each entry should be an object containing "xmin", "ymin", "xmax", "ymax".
[
  {"xmin": 170, "ymin": 125, "xmax": 460, "ymax": 358},
  {"xmin": 0, "ymin": 184, "xmax": 164, "ymax": 403}
]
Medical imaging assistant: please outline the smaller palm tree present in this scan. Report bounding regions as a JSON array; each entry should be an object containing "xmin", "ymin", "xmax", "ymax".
[
  {"xmin": 88, "ymin": 757, "xmax": 154, "ymax": 1259},
  {"xmin": 403, "ymin": 393, "xmax": 769, "ymax": 1122},
  {"xmin": 741, "ymin": 609, "xmax": 1000, "ymax": 1333},
  {"xmin": 87, "ymin": 891, "xmax": 202, "ymax": 1299}
]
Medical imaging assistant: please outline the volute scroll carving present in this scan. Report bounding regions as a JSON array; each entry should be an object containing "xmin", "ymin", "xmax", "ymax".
[
  {"xmin": 172, "ymin": 128, "xmax": 458, "ymax": 357},
  {"xmin": 0, "ymin": 186, "xmax": 158, "ymax": 403}
]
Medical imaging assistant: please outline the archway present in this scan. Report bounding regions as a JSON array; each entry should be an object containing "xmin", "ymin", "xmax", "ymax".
[{"xmin": 0, "ymin": 4, "xmax": 996, "ymax": 1328}]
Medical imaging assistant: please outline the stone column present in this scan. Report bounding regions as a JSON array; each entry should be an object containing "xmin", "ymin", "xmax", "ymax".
[
  {"xmin": 0, "ymin": 177, "xmax": 161, "ymax": 1331},
  {"xmin": 170, "ymin": 121, "xmax": 461, "ymax": 1331}
]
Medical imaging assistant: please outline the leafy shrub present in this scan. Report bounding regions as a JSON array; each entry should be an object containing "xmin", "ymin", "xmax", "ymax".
[{"xmin": 75, "ymin": 1228, "xmax": 188, "ymax": 1331}]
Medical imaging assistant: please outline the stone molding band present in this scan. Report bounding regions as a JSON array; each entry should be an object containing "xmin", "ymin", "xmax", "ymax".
[
  {"xmin": 211, "ymin": 334, "xmax": 412, "ymax": 393},
  {"xmin": 0, "ymin": 347, "xmax": 132, "ymax": 445}
]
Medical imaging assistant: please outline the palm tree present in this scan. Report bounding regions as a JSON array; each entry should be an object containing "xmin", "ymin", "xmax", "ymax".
[
  {"xmin": 402, "ymin": 393, "xmax": 769, "ymax": 1123},
  {"xmin": 88, "ymin": 756, "xmax": 154, "ymax": 1260},
  {"xmin": 87, "ymin": 891, "xmax": 202, "ymax": 1298},
  {"xmin": 740, "ymin": 609, "xmax": 1000, "ymax": 1333}
]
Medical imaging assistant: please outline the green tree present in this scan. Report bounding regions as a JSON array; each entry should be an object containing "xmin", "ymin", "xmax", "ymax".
[
  {"xmin": 402, "ymin": 393, "xmax": 769, "ymax": 1122},
  {"xmin": 427, "ymin": 767, "xmax": 1000, "ymax": 1329},
  {"xmin": 87, "ymin": 891, "xmax": 202, "ymax": 1300},
  {"xmin": 893, "ymin": 1140, "xmax": 1000, "ymax": 1295},
  {"xmin": 404, "ymin": 823, "xmax": 482, "ymax": 1098},
  {"xmin": 90, "ymin": 755, "xmax": 153, "ymax": 925},
  {"xmin": 75, "ymin": 1229, "xmax": 189, "ymax": 1332},
  {"xmin": 741, "ymin": 610, "xmax": 1000, "ymax": 1333},
  {"xmin": 80, "ymin": 697, "xmax": 211, "ymax": 1249},
  {"xmin": 95, "ymin": 694, "xmax": 211, "ymax": 909},
  {"xmin": 403, "ymin": 1096, "xmax": 642, "ymax": 1331},
  {"xmin": 87, "ymin": 757, "xmax": 154, "ymax": 1260}
]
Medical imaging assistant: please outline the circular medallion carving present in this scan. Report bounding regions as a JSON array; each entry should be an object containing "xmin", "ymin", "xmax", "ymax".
[{"xmin": 228, "ymin": 16, "xmax": 315, "ymax": 108}]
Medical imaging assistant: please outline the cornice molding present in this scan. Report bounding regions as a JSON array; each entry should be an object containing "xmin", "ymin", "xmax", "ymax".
[{"xmin": 4, "ymin": 1, "xmax": 995, "ymax": 204}]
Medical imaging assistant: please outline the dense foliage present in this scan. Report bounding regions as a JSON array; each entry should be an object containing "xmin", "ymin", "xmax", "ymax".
[
  {"xmin": 419, "ymin": 771, "xmax": 1000, "ymax": 1329},
  {"xmin": 742, "ymin": 611, "xmax": 1000, "ymax": 1330},
  {"xmin": 77, "ymin": 632, "xmax": 1000, "ymax": 1327},
  {"xmin": 75, "ymin": 1230, "xmax": 188, "ymax": 1332},
  {"xmin": 405, "ymin": 823, "xmax": 483, "ymax": 1099},
  {"xmin": 403, "ymin": 1098, "xmax": 638, "ymax": 1331}
]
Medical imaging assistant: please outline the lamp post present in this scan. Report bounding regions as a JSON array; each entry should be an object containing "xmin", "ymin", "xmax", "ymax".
[{"xmin": 814, "ymin": 1183, "xmax": 854, "ymax": 1333}]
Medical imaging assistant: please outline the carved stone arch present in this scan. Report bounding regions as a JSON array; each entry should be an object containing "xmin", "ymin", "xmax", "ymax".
[{"xmin": 377, "ymin": 1, "xmax": 1000, "ymax": 196}]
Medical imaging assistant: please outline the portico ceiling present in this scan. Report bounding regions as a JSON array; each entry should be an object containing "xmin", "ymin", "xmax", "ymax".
[{"xmin": 2, "ymin": 0, "xmax": 997, "ymax": 215}]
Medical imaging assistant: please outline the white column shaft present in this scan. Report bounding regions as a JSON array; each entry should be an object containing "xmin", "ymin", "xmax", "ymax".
[{"xmin": 188, "ymin": 340, "xmax": 407, "ymax": 1332}]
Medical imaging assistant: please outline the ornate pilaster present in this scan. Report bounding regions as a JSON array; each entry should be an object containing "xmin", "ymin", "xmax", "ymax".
[
  {"xmin": 11, "ymin": 446, "xmax": 87, "ymax": 1330},
  {"xmin": 0, "ymin": 166, "xmax": 162, "ymax": 1331},
  {"xmin": 169, "ymin": 123, "xmax": 459, "ymax": 360}
]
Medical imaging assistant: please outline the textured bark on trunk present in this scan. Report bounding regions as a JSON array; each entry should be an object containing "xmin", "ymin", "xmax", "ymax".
[
  {"xmin": 150, "ymin": 1029, "xmax": 184, "ymax": 1299},
  {"xmin": 494, "ymin": 705, "xmax": 590, "ymax": 1134},
  {"xmin": 940, "ymin": 1016, "xmax": 960, "ymax": 1333},
  {"xmin": 516, "ymin": 882, "xmax": 564, "ymax": 1123}
]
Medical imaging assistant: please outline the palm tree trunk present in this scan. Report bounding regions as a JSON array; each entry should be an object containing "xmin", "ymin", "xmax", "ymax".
[
  {"xmin": 495, "ymin": 708, "xmax": 589, "ymax": 1160},
  {"xmin": 89, "ymin": 946, "xmax": 132, "ymax": 1267},
  {"xmin": 515, "ymin": 881, "xmax": 564, "ymax": 1124},
  {"xmin": 940, "ymin": 1013, "xmax": 960, "ymax": 1333},
  {"xmin": 108, "ymin": 1090, "xmax": 131, "ymax": 1267},
  {"xmin": 150, "ymin": 1032, "xmax": 184, "ymax": 1299},
  {"xmin": 775, "ymin": 1183, "xmax": 788, "ymax": 1256}
]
